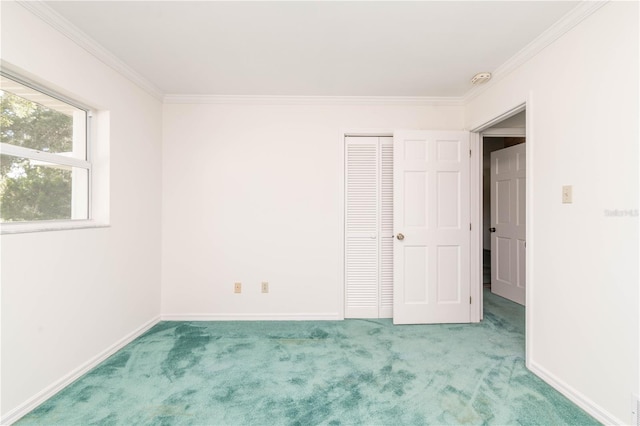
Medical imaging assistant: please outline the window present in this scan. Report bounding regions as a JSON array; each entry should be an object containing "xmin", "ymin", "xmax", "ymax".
[{"xmin": 0, "ymin": 72, "xmax": 93, "ymax": 230}]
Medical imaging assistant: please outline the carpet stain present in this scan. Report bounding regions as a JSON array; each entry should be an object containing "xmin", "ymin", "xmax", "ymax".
[
  {"xmin": 161, "ymin": 323, "xmax": 211, "ymax": 381},
  {"xmin": 75, "ymin": 385, "xmax": 99, "ymax": 403},
  {"xmin": 288, "ymin": 377, "xmax": 306, "ymax": 386},
  {"xmin": 367, "ymin": 327, "xmax": 382, "ymax": 336},
  {"xmin": 309, "ymin": 328, "xmax": 329, "ymax": 339},
  {"xmin": 214, "ymin": 386, "xmax": 237, "ymax": 403},
  {"xmin": 89, "ymin": 412, "xmax": 118, "ymax": 425},
  {"xmin": 163, "ymin": 389, "xmax": 197, "ymax": 405},
  {"xmin": 379, "ymin": 367, "xmax": 416, "ymax": 396},
  {"xmin": 354, "ymin": 348, "xmax": 372, "ymax": 358},
  {"xmin": 219, "ymin": 342, "xmax": 254, "ymax": 356},
  {"xmin": 91, "ymin": 351, "xmax": 130, "ymax": 377}
]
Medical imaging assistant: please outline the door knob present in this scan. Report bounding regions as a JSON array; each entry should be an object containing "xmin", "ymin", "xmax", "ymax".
[
  {"xmin": 396, "ymin": 233, "xmax": 405, "ymax": 240},
  {"xmin": 489, "ymin": 227, "xmax": 496, "ymax": 233}
]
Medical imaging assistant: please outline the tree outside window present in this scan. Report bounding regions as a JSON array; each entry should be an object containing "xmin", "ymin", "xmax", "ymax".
[{"xmin": 0, "ymin": 74, "xmax": 90, "ymax": 223}]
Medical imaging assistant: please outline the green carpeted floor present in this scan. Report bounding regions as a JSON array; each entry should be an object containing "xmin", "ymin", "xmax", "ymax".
[{"xmin": 18, "ymin": 291, "xmax": 599, "ymax": 425}]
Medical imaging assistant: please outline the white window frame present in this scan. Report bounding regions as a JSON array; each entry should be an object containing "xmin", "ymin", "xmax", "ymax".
[{"xmin": 0, "ymin": 70, "xmax": 103, "ymax": 234}]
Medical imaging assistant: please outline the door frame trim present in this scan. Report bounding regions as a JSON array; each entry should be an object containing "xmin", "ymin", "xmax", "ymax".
[{"xmin": 469, "ymin": 97, "xmax": 533, "ymax": 365}]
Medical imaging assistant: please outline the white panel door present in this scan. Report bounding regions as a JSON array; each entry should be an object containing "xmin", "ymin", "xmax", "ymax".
[
  {"xmin": 490, "ymin": 144, "xmax": 526, "ymax": 305},
  {"xmin": 393, "ymin": 130, "xmax": 471, "ymax": 324},
  {"xmin": 344, "ymin": 136, "xmax": 393, "ymax": 318}
]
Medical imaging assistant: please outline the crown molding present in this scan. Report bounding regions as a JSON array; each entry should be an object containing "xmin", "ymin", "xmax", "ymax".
[
  {"xmin": 163, "ymin": 94, "xmax": 465, "ymax": 106},
  {"xmin": 17, "ymin": 0, "xmax": 164, "ymax": 101},
  {"xmin": 463, "ymin": 0, "xmax": 609, "ymax": 102},
  {"xmin": 17, "ymin": 0, "xmax": 608, "ymax": 105}
]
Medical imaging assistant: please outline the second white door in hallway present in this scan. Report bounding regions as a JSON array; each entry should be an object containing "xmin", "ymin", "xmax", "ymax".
[{"xmin": 490, "ymin": 143, "xmax": 526, "ymax": 305}]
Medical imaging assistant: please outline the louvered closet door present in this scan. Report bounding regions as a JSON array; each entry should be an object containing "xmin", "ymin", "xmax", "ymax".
[
  {"xmin": 379, "ymin": 138, "xmax": 394, "ymax": 317},
  {"xmin": 345, "ymin": 136, "xmax": 393, "ymax": 318}
]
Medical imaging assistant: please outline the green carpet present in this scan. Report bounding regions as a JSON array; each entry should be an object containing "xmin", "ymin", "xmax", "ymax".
[{"xmin": 17, "ymin": 292, "xmax": 599, "ymax": 425}]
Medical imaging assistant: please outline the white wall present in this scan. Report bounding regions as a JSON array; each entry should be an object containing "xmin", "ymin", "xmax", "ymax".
[
  {"xmin": 466, "ymin": 3, "xmax": 639, "ymax": 424},
  {"xmin": 488, "ymin": 110, "xmax": 525, "ymax": 129},
  {"xmin": 162, "ymin": 102, "xmax": 464, "ymax": 318},
  {"xmin": 0, "ymin": 3, "xmax": 163, "ymax": 419}
]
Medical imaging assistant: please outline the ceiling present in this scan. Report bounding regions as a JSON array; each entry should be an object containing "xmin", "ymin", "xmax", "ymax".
[{"xmin": 44, "ymin": 1, "xmax": 579, "ymax": 97}]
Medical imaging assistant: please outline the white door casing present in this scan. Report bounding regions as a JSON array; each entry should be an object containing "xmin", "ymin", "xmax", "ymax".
[
  {"xmin": 393, "ymin": 130, "xmax": 471, "ymax": 324},
  {"xmin": 490, "ymin": 143, "xmax": 526, "ymax": 305}
]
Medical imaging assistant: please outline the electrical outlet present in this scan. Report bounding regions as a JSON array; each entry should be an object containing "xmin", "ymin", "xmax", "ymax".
[
  {"xmin": 234, "ymin": 282, "xmax": 242, "ymax": 293},
  {"xmin": 562, "ymin": 185, "xmax": 573, "ymax": 203},
  {"xmin": 261, "ymin": 282, "xmax": 269, "ymax": 293}
]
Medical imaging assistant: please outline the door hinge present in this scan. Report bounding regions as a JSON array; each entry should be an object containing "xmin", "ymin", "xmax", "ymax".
[
  {"xmin": 470, "ymin": 296, "xmax": 472, "ymax": 304},
  {"xmin": 469, "ymin": 149, "xmax": 472, "ymax": 158},
  {"xmin": 470, "ymin": 223, "xmax": 472, "ymax": 231}
]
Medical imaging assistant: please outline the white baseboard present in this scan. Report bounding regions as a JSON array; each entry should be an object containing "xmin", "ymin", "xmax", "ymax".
[
  {"xmin": 1, "ymin": 316, "xmax": 161, "ymax": 426},
  {"xmin": 161, "ymin": 312, "xmax": 341, "ymax": 321},
  {"xmin": 529, "ymin": 360, "xmax": 626, "ymax": 425}
]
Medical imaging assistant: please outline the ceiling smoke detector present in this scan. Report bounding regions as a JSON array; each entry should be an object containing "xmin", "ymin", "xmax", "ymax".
[{"xmin": 471, "ymin": 72, "xmax": 492, "ymax": 85}]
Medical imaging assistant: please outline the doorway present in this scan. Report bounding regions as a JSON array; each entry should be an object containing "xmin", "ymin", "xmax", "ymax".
[{"xmin": 475, "ymin": 109, "xmax": 527, "ymax": 314}]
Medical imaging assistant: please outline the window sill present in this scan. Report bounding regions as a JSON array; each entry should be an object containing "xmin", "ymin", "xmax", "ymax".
[{"xmin": 0, "ymin": 220, "xmax": 110, "ymax": 235}]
